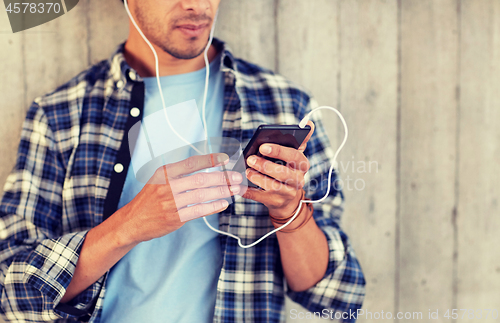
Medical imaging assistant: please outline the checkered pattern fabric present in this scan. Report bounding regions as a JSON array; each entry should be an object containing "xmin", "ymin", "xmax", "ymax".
[{"xmin": 0, "ymin": 39, "xmax": 365, "ymax": 322}]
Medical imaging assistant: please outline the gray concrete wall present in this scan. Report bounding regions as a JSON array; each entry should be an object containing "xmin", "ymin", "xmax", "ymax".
[{"xmin": 0, "ymin": 0, "xmax": 498, "ymax": 322}]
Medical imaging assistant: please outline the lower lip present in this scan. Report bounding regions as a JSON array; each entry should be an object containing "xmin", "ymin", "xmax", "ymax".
[{"xmin": 177, "ymin": 25, "xmax": 207, "ymax": 38}]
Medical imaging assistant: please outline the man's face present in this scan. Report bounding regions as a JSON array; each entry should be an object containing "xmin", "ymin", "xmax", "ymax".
[{"xmin": 130, "ymin": 0, "xmax": 221, "ymax": 59}]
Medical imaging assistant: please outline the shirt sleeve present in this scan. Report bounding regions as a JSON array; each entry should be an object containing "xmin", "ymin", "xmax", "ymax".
[
  {"xmin": 0, "ymin": 101, "xmax": 104, "ymax": 322},
  {"xmin": 286, "ymin": 96, "xmax": 366, "ymax": 322}
]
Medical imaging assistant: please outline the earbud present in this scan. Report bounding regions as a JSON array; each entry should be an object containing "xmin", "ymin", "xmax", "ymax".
[{"xmin": 298, "ymin": 114, "xmax": 310, "ymax": 129}]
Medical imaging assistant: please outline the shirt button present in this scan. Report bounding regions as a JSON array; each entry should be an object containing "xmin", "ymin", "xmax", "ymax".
[
  {"xmin": 332, "ymin": 194, "xmax": 342, "ymax": 206},
  {"xmin": 130, "ymin": 107, "xmax": 140, "ymax": 117},
  {"xmin": 129, "ymin": 71, "xmax": 137, "ymax": 81},
  {"xmin": 114, "ymin": 163, "xmax": 124, "ymax": 174},
  {"xmin": 116, "ymin": 80, "xmax": 124, "ymax": 89}
]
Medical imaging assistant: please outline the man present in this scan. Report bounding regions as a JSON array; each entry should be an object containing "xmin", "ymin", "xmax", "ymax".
[{"xmin": 0, "ymin": 0, "xmax": 365, "ymax": 322}]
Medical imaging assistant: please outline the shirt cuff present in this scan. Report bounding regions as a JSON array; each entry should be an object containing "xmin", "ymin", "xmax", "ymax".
[
  {"xmin": 23, "ymin": 231, "xmax": 104, "ymax": 319},
  {"xmin": 286, "ymin": 209, "xmax": 365, "ymax": 320}
]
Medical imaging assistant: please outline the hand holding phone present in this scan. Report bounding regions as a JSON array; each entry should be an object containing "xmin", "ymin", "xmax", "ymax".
[{"xmin": 233, "ymin": 124, "xmax": 312, "ymax": 189}]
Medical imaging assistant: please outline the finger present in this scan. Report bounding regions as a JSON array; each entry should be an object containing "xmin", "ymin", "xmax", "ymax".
[
  {"xmin": 173, "ymin": 184, "xmax": 241, "ymax": 209},
  {"xmin": 178, "ymin": 199, "xmax": 229, "ymax": 222},
  {"xmin": 171, "ymin": 170, "xmax": 243, "ymax": 194},
  {"xmin": 245, "ymin": 155, "xmax": 305, "ymax": 189},
  {"xmin": 161, "ymin": 153, "xmax": 229, "ymax": 179},
  {"xmin": 298, "ymin": 120, "xmax": 315, "ymax": 152},
  {"xmin": 257, "ymin": 145, "xmax": 310, "ymax": 173},
  {"xmin": 241, "ymin": 187, "xmax": 268, "ymax": 205},
  {"xmin": 245, "ymin": 168, "xmax": 296, "ymax": 196}
]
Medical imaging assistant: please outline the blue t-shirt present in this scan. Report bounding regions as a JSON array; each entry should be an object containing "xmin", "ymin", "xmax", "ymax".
[{"xmin": 101, "ymin": 52, "xmax": 224, "ymax": 322}]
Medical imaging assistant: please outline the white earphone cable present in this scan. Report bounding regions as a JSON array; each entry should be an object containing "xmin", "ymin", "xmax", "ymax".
[
  {"xmin": 124, "ymin": 1, "xmax": 348, "ymax": 248},
  {"xmin": 201, "ymin": 10, "xmax": 218, "ymax": 143},
  {"xmin": 202, "ymin": 106, "xmax": 348, "ymax": 249}
]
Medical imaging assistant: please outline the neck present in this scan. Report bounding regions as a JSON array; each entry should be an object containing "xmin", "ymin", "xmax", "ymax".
[{"xmin": 124, "ymin": 29, "xmax": 218, "ymax": 78}]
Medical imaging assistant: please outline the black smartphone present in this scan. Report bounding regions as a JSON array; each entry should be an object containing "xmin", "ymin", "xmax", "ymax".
[{"xmin": 233, "ymin": 124, "xmax": 311, "ymax": 189}]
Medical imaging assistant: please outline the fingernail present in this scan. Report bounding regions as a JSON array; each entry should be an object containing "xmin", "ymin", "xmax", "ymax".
[
  {"xmin": 230, "ymin": 186, "xmax": 240, "ymax": 193},
  {"xmin": 260, "ymin": 145, "xmax": 272, "ymax": 154},
  {"xmin": 221, "ymin": 200, "xmax": 229, "ymax": 208},
  {"xmin": 247, "ymin": 156, "xmax": 257, "ymax": 166},
  {"xmin": 232, "ymin": 173, "xmax": 242, "ymax": 182},
  {"xmin": 217, "ymin": 154, "xmax": 228, "ymax": 164}
]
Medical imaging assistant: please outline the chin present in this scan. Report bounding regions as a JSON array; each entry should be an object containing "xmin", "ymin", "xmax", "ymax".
[
  {"xmin": 170, "ymin": 39, "xmax": 209, "ymax": 59},
  {"xmin": 162, "ymin": 45, "xmax": 206, "ymax": 60}
]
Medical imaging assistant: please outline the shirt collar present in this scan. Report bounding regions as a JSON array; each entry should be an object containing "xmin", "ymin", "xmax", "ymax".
[{"xmin": 108, "ymin": 37, "xmax": 237, "ymax": 88}]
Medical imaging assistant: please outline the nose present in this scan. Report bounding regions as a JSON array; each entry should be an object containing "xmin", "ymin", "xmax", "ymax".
[{"xmin": 180, "ymin": 0, "xmax": 211, "ymax": 14}]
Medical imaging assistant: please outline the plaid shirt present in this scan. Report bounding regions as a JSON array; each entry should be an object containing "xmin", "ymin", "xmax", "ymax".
[{"xmin": 0, "ymin": 39, "xmax": 365, "ymax": 323}]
